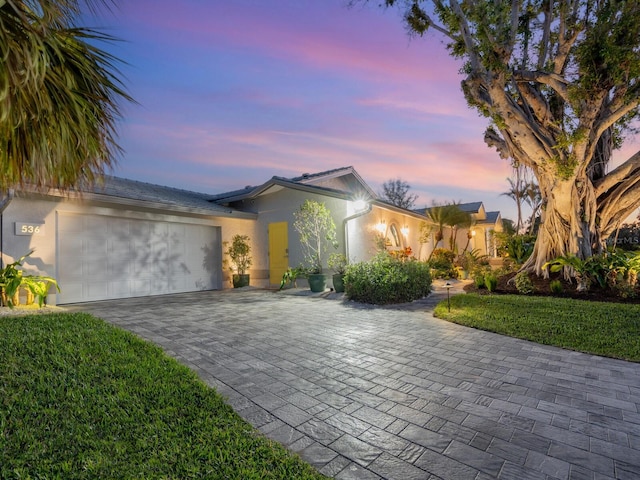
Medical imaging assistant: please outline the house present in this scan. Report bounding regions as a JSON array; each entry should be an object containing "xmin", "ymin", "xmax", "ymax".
[{"xmin": 0, "ymin": 166, "xmax": 502, "ymax": 304}]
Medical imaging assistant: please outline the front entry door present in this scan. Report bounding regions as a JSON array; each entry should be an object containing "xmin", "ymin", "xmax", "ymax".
[{"xmin": 268, "ymin": 222, "xmax": 289, "ymax": 285}]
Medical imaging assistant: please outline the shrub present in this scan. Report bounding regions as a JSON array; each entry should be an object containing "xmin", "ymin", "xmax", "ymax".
[
  {"xmin": 344, "ymin": 252, "xmax": 432, "ymax": 305},
  {"xmin": 484, "ymin": 273, "xmax": 498, "ymax": 292},
  {"xmin": 549, "ymin": 279, "xmax": 563, "ymax": 294},
  {"xmin": 474, "ymin": 275, "xmax": 485, "ymax": 289},
  {"xmin": 514, "ymin": 271, "xmax": 534, "ymax": 294},
  {"xmin": 429, "ymin": 248, "xmax": 457, "ymax": 279}
]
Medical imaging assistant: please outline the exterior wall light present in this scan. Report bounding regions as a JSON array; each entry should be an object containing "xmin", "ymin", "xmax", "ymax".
[
  {"xmin": 375, "ymin": 220, "xmax": 386, "ymax": 234},
  {"xmin": 401, "ymin": 225, "xmax": 409, "ymax": 236}
]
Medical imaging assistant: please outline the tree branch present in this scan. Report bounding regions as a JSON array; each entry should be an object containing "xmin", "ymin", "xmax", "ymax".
[
  {"xmin": 513, "ymin": 70, "xmax": 570, "ymax": 103},
  {"xmin": 595, "ymin": 151, "xmax": 640, "ymax": 197}
]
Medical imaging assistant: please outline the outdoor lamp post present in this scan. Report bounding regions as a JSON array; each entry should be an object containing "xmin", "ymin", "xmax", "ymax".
[{"xmin": 445, "ymin": 281, "xmax": 452, "ymax": 312}]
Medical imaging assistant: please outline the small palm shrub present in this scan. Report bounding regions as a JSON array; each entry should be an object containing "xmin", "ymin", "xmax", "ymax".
[
  {"xmin": 549, "ymin": 279, "xmax": 563, "ymax": 294},
  {"xmin": 484, "ymin": 273, "xmax": 498, "ymax": 292},
  {"xmin": 429, "ymin": 248, "xmax": 457, "ymax": 279},
  {"xmin": 344, "ymin": 252, "xmax": 432, "ymax": 305},
  {"xmin": 474, "ymin": 275, "xmax": 485, "ymax": 289},
  {"xmin": 514, "ymin": 271, "xmax": 534, "ymax": 294}
]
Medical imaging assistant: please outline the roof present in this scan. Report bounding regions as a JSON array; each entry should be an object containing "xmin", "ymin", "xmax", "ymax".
[
  {"xmin": 25, "ymin": 176, "xmax": 255, "ymax": 219},
  {"xmin": 211, "ymin": 166, "xmax": 377, "ymax": 205},
  {"xmin": 458, "ymin": 202, "xmax": 483, "ymax": 214},
  {"xmin": 482, "ymin": 211, "xmax": 502, "ymax": 224}
]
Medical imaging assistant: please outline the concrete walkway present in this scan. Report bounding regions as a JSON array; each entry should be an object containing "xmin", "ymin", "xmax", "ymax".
[{"xmin": 70, "ymin": 285, "xmax": 640, "ymax": 480}]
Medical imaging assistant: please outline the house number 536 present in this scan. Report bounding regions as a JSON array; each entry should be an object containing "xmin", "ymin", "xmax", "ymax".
[{"xmin": 15, "ymin": 222, "xmax": 44, "ymax": 236}]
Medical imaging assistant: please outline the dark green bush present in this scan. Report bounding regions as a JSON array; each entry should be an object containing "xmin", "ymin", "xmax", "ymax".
[
  {"xmin": 344, "ymin": 252, "xmax": 432, "ymax": 304},
  {"xmin": 428, "ymin": 248, "xmax": 457, "ymax": 279},
  {"xmin": 514, "ymin": 271, "xmax": 534, "ymax": 294},
  {"xmin": 474, "ymin": 275, "xmax": 485, "ymax": 288},
  {"xmin": 484, "ymin": 273, "xmax": 498, "ymax": 292}
]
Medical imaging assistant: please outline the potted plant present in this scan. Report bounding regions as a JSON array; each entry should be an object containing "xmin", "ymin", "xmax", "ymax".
[
  {"xmin": 328, "ymin": 253, "xmax": 348, "ymax": 293},
  {"xmin": 0, "ymin": 251, "xmax": 31, "ymax": 307},
  {"xmin": 293, "ymin": 199, "xmax": 338, "ymax": 292},
  {"xmin": 224, "ymin": 234, "xmax": 252, "ymax": 288}
]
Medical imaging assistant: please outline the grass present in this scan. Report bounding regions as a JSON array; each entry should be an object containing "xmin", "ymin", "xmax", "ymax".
[
  {"xmin": 434, "ymin": 293, "xmax": 640, "ymax": 362},
  {"xmin": 0, "ymin": 312, "xmax": 327, "ymax": 479}
]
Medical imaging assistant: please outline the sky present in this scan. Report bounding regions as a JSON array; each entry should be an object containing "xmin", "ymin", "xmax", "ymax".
[{"xmin": 89, "ymin": 0, "xmax": 639, "ymax": 222}]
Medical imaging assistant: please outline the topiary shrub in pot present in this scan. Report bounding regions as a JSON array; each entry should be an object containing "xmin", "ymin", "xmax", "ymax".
[
  {"xmin": 328, "ymin": 253, "xmax": 348, "ymax": 293},
  {"xmin": 225, "ymin": 234, "xmax": 252, "ymax": 288}
]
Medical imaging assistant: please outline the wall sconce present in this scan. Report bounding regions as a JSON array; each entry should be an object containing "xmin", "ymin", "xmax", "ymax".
[
  {"xmin": 401, "ymin": 225, "xmax": 409, "ymax": 236},
  {"xmin": 471, "ymin": 230, "xmax": 477, "ymax": 237},
  {"xmin": 375, "ymin": 220, "xmax": 386, "ymax": 234}
]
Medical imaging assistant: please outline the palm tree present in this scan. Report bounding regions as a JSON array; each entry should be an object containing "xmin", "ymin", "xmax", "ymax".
[
  {"xmin": 0, "ymin": 0, "xmax": 133, "ymax": 190},
  {"xmin": 425, "ymin": 202, "xmax": 469, "ymax": 255},
  {"xmin": 501, "ymin": 169, "xmax": 528, "ymax": 233},
  {"xmin": 524, "ymin": 181, "xmax": 542, "ymax": 235}
]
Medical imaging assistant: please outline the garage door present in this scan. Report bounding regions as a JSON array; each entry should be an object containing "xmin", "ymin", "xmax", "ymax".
[{"xmin": 57, "ymin": 212, "xmax": 221, "ymax": 304}]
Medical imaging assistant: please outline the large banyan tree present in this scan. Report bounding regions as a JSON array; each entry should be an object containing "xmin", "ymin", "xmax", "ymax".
[{"xmin": 376, "ymin": 0, "xmax": 640, "ymax": 276}]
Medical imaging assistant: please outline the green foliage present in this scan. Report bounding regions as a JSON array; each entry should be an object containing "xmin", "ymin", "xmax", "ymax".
[
  {"xmin": 544, "ymin": 249, "xmax": 640, "ymax": 294},
  {"xmin": 20, "ymin": 275, "xmax": 60, "ymax": 307},
  {"xmin": 224, "ymin": 234, "xmax": 252, "ymax": 275},
  {"xmin": 0, "ymin": 0, "xmax": 134, "ymax": 190},
  {"xmin": 474, "ymin": 274, "xmax": 485, "ymax": 289},
  {"xmin": 494, "ymin": 232, "xmax": 535, "ymax": 264},
  {"xmin": 279, "ymin": 266, "xmax": 307, "ymax": 290},
  {"xmin": 344, "ymin": 252, "xmax": 432, "ymax": 305},
  {"xmin": 428, "ymin": 248, "xmax": 457, "ymax": 279},
  {"xmin": 434, "ymin": 294, "xmax": 640, "ymax": 361},
  {"xmin": 293, "ymin": 200, "xmax": 338, "ymax": 273},
  {"xmin": 0, "ymin": 313, "xmax": 327, "ymax": 479},
  {"xmin": 484, "ymin": 273, "xmax": 498, "ymax": 292},
  {"xmin": 327, "ymin": 253, "xmax": 348, "ymax": 274},
  {"xmin": 0, "ymin": 251, "xmax": 58, "ymax": 308},
  {"xmin": 549, "ymin": 280, "xmax": 563, "ymax": 294},
  {"xmin": 514, "ymin": 271, "xmax": 534, "ymax": 295}
]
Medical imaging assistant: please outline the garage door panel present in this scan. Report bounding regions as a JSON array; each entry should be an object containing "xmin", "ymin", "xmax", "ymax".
[{"xmin": 58, "ymin": 212, "xmax": 220, "ymax": 303}]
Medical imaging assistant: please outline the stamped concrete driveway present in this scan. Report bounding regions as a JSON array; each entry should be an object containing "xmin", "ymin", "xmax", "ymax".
[{"xmin": 72, "ymin": 288, "xmax": 640, "ymax": 480}]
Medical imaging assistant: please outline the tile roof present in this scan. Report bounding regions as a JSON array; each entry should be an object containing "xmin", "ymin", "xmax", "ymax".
[{"xmin": 87, "ymin": 176, "xmax": 237, "ymax": 215}]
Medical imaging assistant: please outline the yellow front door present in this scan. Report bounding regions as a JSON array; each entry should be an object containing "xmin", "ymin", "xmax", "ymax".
[{"xmin": 268, "ymin": 222, "xmax": 289, "ymax": 285}]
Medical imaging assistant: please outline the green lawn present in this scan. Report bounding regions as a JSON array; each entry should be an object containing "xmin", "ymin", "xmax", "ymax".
[
  {"xmin": 0, "ymin": 312, "xmax": 327, "ymax": 479},
  {"xmin": 434, "ymin": 293, "xmax": 640, "ymax": 362}
]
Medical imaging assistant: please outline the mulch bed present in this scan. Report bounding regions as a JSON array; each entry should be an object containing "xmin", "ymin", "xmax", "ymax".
[{"xmin": 464, "ymin": 271, "xmax": 640, "ymax": 304}]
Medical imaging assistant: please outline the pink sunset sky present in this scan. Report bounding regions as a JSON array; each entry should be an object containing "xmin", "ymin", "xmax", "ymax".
[{"xmin": 94, "ymin": 0, "xmax": 639, "ymax": 222}]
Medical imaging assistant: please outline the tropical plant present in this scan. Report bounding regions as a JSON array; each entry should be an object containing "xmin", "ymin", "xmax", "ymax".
[
  {"xmin": 374, "ymin": 0, "xmax": 640, "ymax": 280},
  {"xmin": 495, "ymin": 233, "xmax": 536, "ymax": 265},
  {"xmin": 293, "ymin": 200, "xmax": 338, "ymax": 274},
  {"xmin": 0, "ymin": 0, "xmax": 133, "ymax": 190},
  {"xmin": 279, "ymin": 266, "xmax": 307, "ymax": 290},
  {"xmin": 0, "ymin": 251, "xmax": 32, "ymax": 307},
  {"xmin": 484, "ymin": 273, "xmax": 498, "ymax": 293},
  {"xmin": 428, "ymin": 248, "xmax": 457, "ymax": 279},
  {"xmin": 425, "ymin": 202, "xmax": 469, "ymax": 253},
  {"xmin": 224, "ymin": 234, "xmax": 252, "ymax": 275},
  {"xmin": 20, "ymin": 275, "xmax": 60, "ymax": 307},
  {"xmin": 379, "ymin": 178, "xmax": 418, "ymax": 209},
  {"xmin": 501, "ymin": 170, "xmax": 528, "ymax": 232}
]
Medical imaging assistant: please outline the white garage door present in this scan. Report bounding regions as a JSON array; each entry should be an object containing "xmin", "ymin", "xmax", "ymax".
[{"xmin": 57, "ymin": 212, "xmax": 221, "ymax": 304}]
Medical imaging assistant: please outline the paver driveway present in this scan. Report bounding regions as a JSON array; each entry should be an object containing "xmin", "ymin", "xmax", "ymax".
[{"xmin": 72, "ymin": 288, "xmax": 640, "ymax": 479}]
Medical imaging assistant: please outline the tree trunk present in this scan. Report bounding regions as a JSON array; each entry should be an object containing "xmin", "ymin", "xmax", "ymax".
[{"xmin": 522, "ymin": 174, "xmax": 599, "ymax": 279}]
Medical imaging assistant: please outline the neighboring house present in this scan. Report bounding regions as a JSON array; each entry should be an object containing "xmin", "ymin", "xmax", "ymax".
[{"xmin": 0, "ymin": 166, "xmax": 502, "ymax": 304}]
